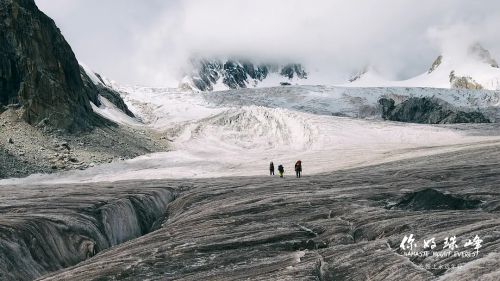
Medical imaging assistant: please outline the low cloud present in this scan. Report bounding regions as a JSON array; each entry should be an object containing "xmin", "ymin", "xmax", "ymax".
[{"xmin": 37, "ymin": 0, "xmax": 500, "ymax": 86}]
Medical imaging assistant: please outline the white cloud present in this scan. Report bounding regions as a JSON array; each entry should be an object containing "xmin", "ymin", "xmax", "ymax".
[{"xmin": 36, "ymin": 0, "xmax": 500, "ymax": 86}]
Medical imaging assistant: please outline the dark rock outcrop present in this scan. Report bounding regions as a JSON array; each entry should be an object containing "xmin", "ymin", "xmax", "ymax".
[
  {"xmin": 378, "ymin": 97, "xmax": 490, "ymax": 124},
  {"xmin": 428, "ymin": 55, "xmax": 442, "ymax": 74},
  {"xmin": 222, "ymin": 60, "xmax": 251, "ymax": 89},
  {"xmin": 378, "ymin": 97, "xmax": 395, "ymax": 120},
  {"xmin": 1, "ymin": 0, "xmax": 92, "ymax": 130},
  {"xmin": 440, "ymin": 111, "xmax": 490, "ymax": 124},
  {"xmin": 184, "ymin": 58, "xmax": 308, "ymax": 91},
  {"xmin": 280, "ymin": 63, "xmax": 307, "ymax": 80},
  {"xmin": 394, "ymin": 188, "xmax": 482, "ymax": 211},
  {"xmin": 0, "ymin": 0, "xmax": 131, "ymax": 131}
]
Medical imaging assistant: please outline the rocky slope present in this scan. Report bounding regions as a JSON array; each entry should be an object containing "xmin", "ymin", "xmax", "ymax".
[
  {"xmin": 0, "ymin": 0, "xmax": 153, "ymax": 179},
  {"xmin": 180, "ymin": 58, "xmax": 308, "ymax": 91},
  {"xmin": 0, "ymin": 108, "xmax": 169, "ymax": 179}
]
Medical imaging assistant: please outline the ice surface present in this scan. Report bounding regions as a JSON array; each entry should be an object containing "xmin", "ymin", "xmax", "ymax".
[
  {"xmin": 80, "ymin": 63, "xmax": 104, "ymax": 86},
  {"xmin": 3, "ymin": 85, "xmax": 497, "ymax": 185},
  {"xmin": 205, "ymin": 86, "xmax": 500, "ymax": 120},
  {"xmin": 35, "ymin": 146, "xmax": 500, "ymax": 280},
  {"xmin": 116, "ymin": 86, "xmax": 226, "ymax": 128}
]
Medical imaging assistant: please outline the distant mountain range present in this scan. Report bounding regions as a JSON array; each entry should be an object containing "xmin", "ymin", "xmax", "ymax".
[
  {"xmin": 347, "ymin": 43, "xmax": 500, "ymax": 90},
  {"xmin": 2, "ymin": 0, "xmax": 500, "ymax": 132},
  {"xmin": 180, "ymin": 43, "xmax": 500, "ymax": 92},
  {"xmin": 179, "ymin": 58, "xmax": 308, "ymax": 91}
]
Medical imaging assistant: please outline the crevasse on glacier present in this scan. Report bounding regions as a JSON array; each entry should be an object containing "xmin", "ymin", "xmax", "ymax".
[{"xmin": 0, "ymin": 185, "xmax": 176, "ymax": 281}]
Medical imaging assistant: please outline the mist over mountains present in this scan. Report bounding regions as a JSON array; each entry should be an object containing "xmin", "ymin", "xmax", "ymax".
[
  {"xmin": 349, "ymin": 43, "xmax": 500, "ymax": 90},
  {"xmin": 180, "ymin": 58, "xmax": 308, "ymax": 91},
  {"xmin": 181, "ymin": 43, "xmax": 500, "ymax": 91},
  {"xmin": 36, "ymin": 0, "xmax": 500, "ymax": 87}
]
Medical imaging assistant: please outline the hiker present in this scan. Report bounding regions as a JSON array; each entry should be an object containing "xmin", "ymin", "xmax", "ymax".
[
  {"xmin": 295, "ymin": 160, "xmax": 302, "ymax": 178},
  {"xmin": 270, "ymin": 162, "xmax": 275, "ymax": 176},
  {"xmin": 278, "ymin": 164, "xmax": 285, "ymax": 178}
]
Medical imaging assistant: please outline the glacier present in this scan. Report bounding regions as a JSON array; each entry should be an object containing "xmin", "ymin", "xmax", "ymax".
[
  {"xmin": 2, "ymin": 85, "xmax": 499, "ymax": 185},
  {"xmin": 1, "ymin": 84, "xmax": 500, "ymax": 280},
  {"xmin": 3, "ymin": 146, "xmax": 500, "ymax": 281}
]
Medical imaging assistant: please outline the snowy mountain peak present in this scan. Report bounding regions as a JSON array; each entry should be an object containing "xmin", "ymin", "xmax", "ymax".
[
  {"xmin": 347, "ymin": 44, "xmax": 500, "ymax": 90},
  {"xmin": 180, "ymin": 58, "xmax": 308, "ymax": 91},
  {"xmin": 349, "ymin": 66, "xmax": 370, "ymax": 82}
]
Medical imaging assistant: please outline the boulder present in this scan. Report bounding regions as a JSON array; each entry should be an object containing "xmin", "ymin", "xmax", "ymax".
[{"xmin": 393, "ymin": 188, "xmax": 482, "ymax": 211}]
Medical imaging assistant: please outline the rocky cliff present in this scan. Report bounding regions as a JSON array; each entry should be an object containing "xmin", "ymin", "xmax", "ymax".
[
  {"xmin": 379, "ymin": 97, "xmax": 490, "ymax": 124},
  {"xmin": 0, "ymin": 0, "xmax": 130, "ymax": 131}
]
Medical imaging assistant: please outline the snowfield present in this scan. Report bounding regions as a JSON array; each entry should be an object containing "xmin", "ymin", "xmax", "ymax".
[
  {"xmin": 347, "ymin": 60, "xmax": 500, "ymax": 90},
  {"xmin": 3, "ymin": 85, "xmax": 500, "ymax": 185},
  {"xmin": 346, "ymin": 44, "xmax": 500, "ymax": 90}
]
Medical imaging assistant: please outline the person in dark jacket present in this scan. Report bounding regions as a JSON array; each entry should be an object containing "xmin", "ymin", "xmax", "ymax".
[
  {"xmin": 270, "ymin": 162, "xmax": 275, "ymax": 176},
  {"xmin": 295, "ymin": 160, "xmax": 302, "ymax": 178},
  {"xmin": 278, "ymin": 164, "xmax": 285, "ymax": 178}
]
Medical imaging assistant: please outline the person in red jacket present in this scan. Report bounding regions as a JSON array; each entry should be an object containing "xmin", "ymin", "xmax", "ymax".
[{"xmin": 295, "ymin": 160, "xmax": 302, "ymax": 178}]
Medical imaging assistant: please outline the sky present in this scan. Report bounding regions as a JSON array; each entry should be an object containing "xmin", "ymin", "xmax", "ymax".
[{"xmin": 36, "ymin": 0, "xmax": 500, "ymax": 87}]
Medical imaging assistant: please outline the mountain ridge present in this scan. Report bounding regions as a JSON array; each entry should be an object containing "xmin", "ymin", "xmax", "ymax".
[
  {"xmin": 347, "ymin": 43, "xmax": 500, "ymax": 90},
  {"xmin": 180, "ymin": 58, "xmax": 308, "ymax": 91}
]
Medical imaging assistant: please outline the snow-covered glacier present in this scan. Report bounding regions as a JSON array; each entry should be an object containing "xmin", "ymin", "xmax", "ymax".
[{"xmin": 4, "ymin": 85, "xmax": 499, "ymax": 185}]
